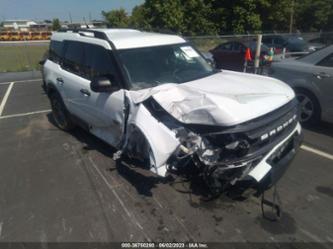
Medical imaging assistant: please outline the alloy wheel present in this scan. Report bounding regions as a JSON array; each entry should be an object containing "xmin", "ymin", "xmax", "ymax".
[{"xmin": 296, "ymin": 93, "xmax": 314, "ymax": 122}]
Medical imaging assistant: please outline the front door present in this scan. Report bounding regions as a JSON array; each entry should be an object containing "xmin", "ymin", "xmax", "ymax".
[{"xmin": 61, "ymin": 40, "xmax": 125, "ymax": 147}]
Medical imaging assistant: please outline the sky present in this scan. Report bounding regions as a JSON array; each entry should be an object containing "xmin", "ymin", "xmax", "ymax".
[{"xmin": 0, "ymin": 0, "xmax": 145, "ymax": 22}]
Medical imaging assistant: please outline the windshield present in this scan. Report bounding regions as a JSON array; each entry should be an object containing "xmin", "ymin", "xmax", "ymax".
[{"xmin": 117, "ymin": 43, "xmax": 216, "ymax": 90}]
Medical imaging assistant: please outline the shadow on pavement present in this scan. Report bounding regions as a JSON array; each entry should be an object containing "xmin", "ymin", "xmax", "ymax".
[
  {"xmin": 46, "ymin": 113, "xmax": 254, "ymax": 202},
  {"xmin": 304, "ymin": 121, "xmax": 333, "ymax": 138}
]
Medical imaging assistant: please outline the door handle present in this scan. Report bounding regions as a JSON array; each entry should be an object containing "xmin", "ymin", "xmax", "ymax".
[
  {"xmin": 56, "ymin": 77, "xmax": 64, "ymax": 85},
  {"xmin": 80, "ymin": 89, "xmax": 91, "ymax": 96},
  {"xmin": 313, "ymin": 72, "xmax": 331, "ymax": 79}
]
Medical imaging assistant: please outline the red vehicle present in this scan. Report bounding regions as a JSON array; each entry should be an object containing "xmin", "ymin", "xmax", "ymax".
[{"xmin": 210, "ymin": 40, "xmax": 271, "ymax": 72}]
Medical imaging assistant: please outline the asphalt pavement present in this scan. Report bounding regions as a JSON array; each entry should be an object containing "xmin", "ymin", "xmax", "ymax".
[{"xmin": 0, "ymin": 73, "xmax": 332, "ymax": 247}]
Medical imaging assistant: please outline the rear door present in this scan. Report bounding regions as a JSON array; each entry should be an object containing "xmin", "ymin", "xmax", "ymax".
[
  {"xmin": 43, "ymin": 40, "xmax": 64, "ymax": 91},
  {"xmin": 314, "ymin": 53, "xmax": 333, "ymax": 120},
  {"xmin": 58, "ymin": 40, "xmax": 88, "ymax": 118}
]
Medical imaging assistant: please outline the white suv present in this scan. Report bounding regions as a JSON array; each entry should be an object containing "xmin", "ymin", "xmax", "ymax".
[{"xmin": 42, "ymin": 29, "xmax": 302, "ymax": 195}]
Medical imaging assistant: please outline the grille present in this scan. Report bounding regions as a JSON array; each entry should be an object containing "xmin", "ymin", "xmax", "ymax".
[{"xmin": 197, "ymin": 99, "xmax": 299, "ymax": 163}]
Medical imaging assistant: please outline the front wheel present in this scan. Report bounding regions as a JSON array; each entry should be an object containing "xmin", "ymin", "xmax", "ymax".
[
  {"xmin": 295, "ymin": 89, "xmax": 320, "ymax": 125},
  {"xmin": 49, "ymin": 92, "xmax": 75, "ymax": 131}
]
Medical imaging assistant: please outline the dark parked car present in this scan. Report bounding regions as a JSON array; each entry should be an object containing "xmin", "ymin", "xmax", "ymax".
[
  {"xmin": 210, "ymin": 40, "xmax": 269, "ymax": 71},
  {"xmin": 262, "ymin": 35, "xmax": 309, "ymax": 52}
]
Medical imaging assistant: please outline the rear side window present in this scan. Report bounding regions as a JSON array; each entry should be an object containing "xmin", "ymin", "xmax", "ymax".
[
  {"xmin": 274, "ymin": 37, "xmax": 286, "ymax": 45},
  {"xmin": 262, "ymin": 37, "xmax": 273, "ymax": 44},
  {"xmin": 83, "ymin": 44, "xmax": 116, "ymax": 80},
  {"xmin": 63, "ymin": 41, "xmax": 85, "ymax": 75},
  {"xmin": 217, "ymin": 43, "xmax": 232, "ymax": 51},
  {"xmin": 49, "ymin": 40, "xmax": 63, "ymax": 63},
  {"xmin": 232, "ymin": 42, "xmax": 245, "ymax": 52},
  {"xmin": 317, "ymin": 53, "xmax": 333, "ymax": 67}
]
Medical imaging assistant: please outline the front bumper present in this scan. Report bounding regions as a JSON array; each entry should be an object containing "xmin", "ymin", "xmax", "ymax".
[
  {"xmin": 258, "ymin": 123, "xmax": 302, "ymax": 191},
  {"xmin": 236, "ymin": 122, "xmax": 302, "ymax": 192}
]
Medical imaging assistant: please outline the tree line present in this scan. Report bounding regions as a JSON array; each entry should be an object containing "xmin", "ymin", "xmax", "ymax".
[{"xmin": 102, "ymin": 0, "xmax": 333, "ymax": 35}]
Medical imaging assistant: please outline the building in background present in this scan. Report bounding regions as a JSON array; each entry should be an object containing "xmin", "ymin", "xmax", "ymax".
[
  {"xmin": 2, "ymin": 20, "xmax": 37, "ymax": 31},
  {"xmin": 61, "ymin": 20, "xmax": 106, "ymax": 30}
]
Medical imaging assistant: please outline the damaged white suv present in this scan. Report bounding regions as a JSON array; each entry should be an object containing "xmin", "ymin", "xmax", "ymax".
[{"xmin": 43, "ymin": 29, "xmax": 302, "ymax": 195}]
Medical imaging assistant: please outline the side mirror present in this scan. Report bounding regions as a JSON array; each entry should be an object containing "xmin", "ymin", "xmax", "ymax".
[
  {"xmin": 90, "ymin": 76, "xmax": 113, "ymax": 92},
  {"xmin": 206, "ymin": 58, "xmax": 216, "ymax": 68}
]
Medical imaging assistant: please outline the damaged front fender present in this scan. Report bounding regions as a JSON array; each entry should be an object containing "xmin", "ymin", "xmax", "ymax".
[{"xmin": 124, "ymin": 103, "xmax": 180, "ymax": 177}]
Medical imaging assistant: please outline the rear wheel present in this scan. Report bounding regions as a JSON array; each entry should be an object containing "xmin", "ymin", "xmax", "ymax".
[
  {"xmin": 49, "ymin": 91, "xmax": 75, "ymax": 131},
  {"xmin": 295, "ymin": 89, "xmax": 320, "ymax": 125}
]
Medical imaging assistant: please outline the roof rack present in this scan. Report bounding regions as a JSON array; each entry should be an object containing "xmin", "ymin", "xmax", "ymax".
[{"xmin": 58, "ymin": 28, "xmax": 108, "ymax": 41}]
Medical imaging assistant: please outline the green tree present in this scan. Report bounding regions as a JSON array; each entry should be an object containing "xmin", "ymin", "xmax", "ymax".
[
  {"xmin": 52, "ymin": 18, "xmax": 61, "ymax": 31},
  {"xmin": 210, "ymin": 0, "xmax": 263, "ymax": 34},
  {"xmin": 295, "ymin": 0, "xmax": 333, "ymax": 31},
  {"xmin": 102, "ymin": 0, "xmax": 333, "ymax": 35},
  {"xmin": 102, "ymin": 8, "xmax": 129, "ymax": 28},
  {"xmin": 258, "ymin": 0, "xmax": 291, "ymax": 32},
  {"xmin": 129, "ymin": 5, "xmax": 151, "ymax": 29},
  {"xmin": 139, "ymin": 0, "xmax": 217, "ymax": 35},
  {"xmin": 143, "ymin": 0, "xmax": 184, "ymax": 33},
  {"xmin": 182, "ymin": 0, "xmax": 217, "ymax": 35}
]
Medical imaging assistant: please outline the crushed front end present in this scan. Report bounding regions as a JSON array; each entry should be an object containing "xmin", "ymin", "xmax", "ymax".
[{"xmin": 142, "ymin": 97, "xmax": 302, "ymax": 195}]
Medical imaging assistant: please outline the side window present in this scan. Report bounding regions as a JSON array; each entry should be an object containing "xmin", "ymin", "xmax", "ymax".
[
  {"xmin": 83, "ymin": 44, "xmax": 117, "ymax": 81},
  {"xmin": 262, "ymin": 37, "xmax": 272, "ymax": 44},
  {"xmin": 49, "ymin": 40, "xmax": 63, "ymax": 63},
  {"xmin": 317, "ymin": 53, "xmax": 333, "ymax": 67},
  {"xmin": 62, "ymin": 41, "xmax": 84, "ymax": 75},
  {"xmin": 218, "ymin": 43, "xmax": 232, "ymax": 51},
  {"xmin": 274, "ymin": 37, "xmax": 286, "ymax": 46},
  {"xmin": 233, "ymin": 42, "xmax": 245, "ymax": 52}
]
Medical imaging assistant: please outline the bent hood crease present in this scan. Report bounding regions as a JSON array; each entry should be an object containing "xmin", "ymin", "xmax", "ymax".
[{"xmin": 126, "ymin": 71, "xmax": 295, "ymax": 126}]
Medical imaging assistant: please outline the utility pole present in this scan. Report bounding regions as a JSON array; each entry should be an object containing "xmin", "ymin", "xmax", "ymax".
[
  {"xmin": 289, "ymin": 0, "xmax": 295, "ymax": 33},
  {"xmin": 254, "ymin": 34, "xmax": 262, "ymax": 74}
]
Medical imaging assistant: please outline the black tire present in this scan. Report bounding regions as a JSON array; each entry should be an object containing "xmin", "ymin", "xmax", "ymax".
[
  {"xmin": 49, "ymin": 91, "xmax": 75, "ymax": 131},
  {"xmin": 295, "ymin": 88, "xmax": 321, "ymax": 125}
]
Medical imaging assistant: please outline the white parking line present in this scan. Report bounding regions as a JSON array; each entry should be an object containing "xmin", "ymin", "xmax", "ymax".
[
  {"xmin": 0, "ymin": 109, "xmax": 51, "ymax": 120},
  {"xmin": 301, "ymin": 145, "xmax": 333, "ymax": 161},
  {"xmin": 0, "ymin": 78, "xmax": 42, "ymax": 85},
  {"xmin": 0, "ymin": 82, "xmax": 14, "ymax": 116}
]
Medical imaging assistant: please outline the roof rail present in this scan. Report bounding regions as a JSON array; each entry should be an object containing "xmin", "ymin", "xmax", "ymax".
[{"xmin": 57, "ymin": 28, "xmax": 108, "ymax": 41}]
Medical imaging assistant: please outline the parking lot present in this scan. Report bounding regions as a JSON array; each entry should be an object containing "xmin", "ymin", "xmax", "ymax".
[{"xmin": 0, "ymin": 73, "xmax": 332, "ymax": 246}]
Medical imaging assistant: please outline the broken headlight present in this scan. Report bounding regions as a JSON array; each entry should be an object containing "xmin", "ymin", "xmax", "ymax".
[{"xmin": 174, "ymin": 127, "xmax": 251, "ymax": 166}]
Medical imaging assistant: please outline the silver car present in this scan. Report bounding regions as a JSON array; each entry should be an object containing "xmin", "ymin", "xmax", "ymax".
[{"xmin": 270, "ymin": 45, "xmax": 333, "ymax": 124}]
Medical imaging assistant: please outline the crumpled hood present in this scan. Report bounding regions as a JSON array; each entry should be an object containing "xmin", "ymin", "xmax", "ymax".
[{"xmin": 128, "ymin": 70, "xmax": 295, "ymax": 126}]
